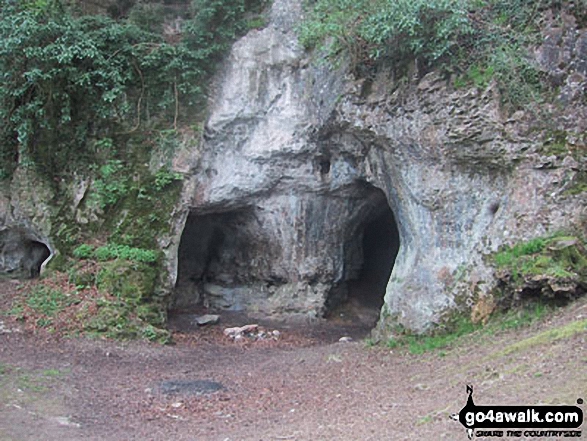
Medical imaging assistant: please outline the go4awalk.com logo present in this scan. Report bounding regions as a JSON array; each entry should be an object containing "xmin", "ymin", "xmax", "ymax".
[{"xmin": 450, "ymin": 385, "xmax": 584, "ymax": 439}]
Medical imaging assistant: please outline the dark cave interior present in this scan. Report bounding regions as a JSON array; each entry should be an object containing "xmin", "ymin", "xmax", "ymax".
[
  {"xmin": 324, "ymin": 185, "xmax": 400, "ymax": 322},
  {"xmin": 348, "ymin": 202, "xmax": 400, "ymax": 309}
]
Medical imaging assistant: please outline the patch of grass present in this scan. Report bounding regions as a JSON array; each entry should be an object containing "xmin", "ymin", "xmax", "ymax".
[
  {"xmin": 494, "ymin": 319, "xmax": 587, "ymax": 358},
  {"xmin": 17, "ymin": 373, "xmax": 49, "ymax": 393},
  {"xmin": 386, "ymin": 301, "xmax": 556, "ymax": 355},
  {"xmin": 41, "ymin": 369, "xmax": 63, "ymax": 378},
  {"xmin": 417, "ymin": 414, "xmax": 433, "ymax": 425},
  {"xmin": 2, "ymin": 366, "xmax": 66, "ymax": 395},
  {"xmin": 387, "ymin": 315, "xmax": 482, "ymax": 355},
  {"xmin": 364, "ymin": 338, "xmax": 378, "ymax": 348}
]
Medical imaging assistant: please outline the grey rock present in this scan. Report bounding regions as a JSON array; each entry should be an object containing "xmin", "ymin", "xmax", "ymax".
[{"xmin": 194, "ymin": 314, "xmax": 220, "ymax": 326}]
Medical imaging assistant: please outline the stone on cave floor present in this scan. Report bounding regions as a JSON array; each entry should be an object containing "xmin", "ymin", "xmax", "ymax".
[
  {"xmin": 223, "ymin": 324, "xmax": 281, "ymax": 341},
  {"xmin": 193, "ymin": 314, "xmax": 220, "ymax": 326},
  {"xmin": 223, "ymin": 324, "xmax": 259, "ymax": 337}
]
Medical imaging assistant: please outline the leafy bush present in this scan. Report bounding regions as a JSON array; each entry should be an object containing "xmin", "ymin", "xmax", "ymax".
[
  {"xmin": 153, "ymin": 169, "xmax": 183, "ymax": 191},
  {"xmin": 72, "ymin": 244, "xmax": 94, "ymax": 259},
  {"xmin": 0, "ymin": 0, "xmax": 267, "ymax": 178},
  {"xmin": 361, "ymin": 0, "xmax": 473, "ymax": 67},
  {"xmin": 93, "ymin": 244, "xmax": 158, "ymax": 263},
  {"xmin": 73, "ymin": 242, "xmax": 158, "ymax": 263},
  {"xmin": 299, "ymin": 0, "xmax": 473, "ymax": 71},
  {"xmin": 298, "ymin": 0, "xmax": 573, "ymax": 110},
  {"xmin": 90, "ymin": 159, "xmax": 130, "ymax": 209}
]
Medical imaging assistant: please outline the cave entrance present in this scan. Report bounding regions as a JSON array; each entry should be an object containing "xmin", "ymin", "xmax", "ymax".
[
  {"xmin": 0, "ymin": 228, "xmax": 51, "ymax": 278},
  {"xmin": 173, "ymin": 208, "xmax": 257, "ymax": 311},
  {"xmin": 327, "ymin": 186, "xmax": 400, "ymax": 325}
]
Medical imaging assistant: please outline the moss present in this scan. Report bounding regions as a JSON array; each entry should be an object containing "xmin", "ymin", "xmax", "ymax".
[
  {"xmin": 96, "ymin": 260, "xmax": 157, "ymax": 303},
  {"xmin": 106, "ymin": 167, "xmax": 183, "ymax": 250},
  {"xmin": 40, "ymin": 134, "xmax": 184, "ymax": 342},
  {"xmin": 540, "ymin": 129, "xmax": 587, "ymax": 160},
  {"xmin": 563, "ymin": 171, "xmax": 587, "ymax": 196},
  {"xmin": 493, "ymin": 234, "xmax": 587, "ymax": 283},
  {"xmin": 386, "ymin": 312, "xmax": 482, "ymax": 354},
  {"xmin": 541, "ymin": 130, "xmax": 569, "ymax": 156},
  {"xmin": 384, "ymin": 302, "xmax": 559, "ymax": 355}
]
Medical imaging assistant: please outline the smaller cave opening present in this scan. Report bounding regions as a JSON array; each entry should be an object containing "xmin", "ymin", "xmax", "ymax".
[
  {"xmin": 0, "ymin": 228, "xmax": 51, "ymax": 278},
  {"xmin": 326, "ymin": 186, "xmax": 400, "ymax": 327}
]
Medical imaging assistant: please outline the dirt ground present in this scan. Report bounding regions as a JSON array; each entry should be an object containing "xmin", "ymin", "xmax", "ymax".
[{"xmin": 1, "ymin": 280, "xmax": 586, "ymax": 441}]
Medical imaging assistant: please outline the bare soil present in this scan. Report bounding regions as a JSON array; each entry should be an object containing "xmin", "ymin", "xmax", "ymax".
[{"xmin": 1, "ymin": 279, "xmax": 586, "ymax": 441}]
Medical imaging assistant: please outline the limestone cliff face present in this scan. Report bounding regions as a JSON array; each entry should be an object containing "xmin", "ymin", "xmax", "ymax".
[{"xmin": 172, "ymin": 0, "xmax": 587, "ymax": 332}]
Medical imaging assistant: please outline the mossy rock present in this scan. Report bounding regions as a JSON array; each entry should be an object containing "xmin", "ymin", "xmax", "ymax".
[
  {"xmin": 96, "ymin": 260, "xmax": 157, "ymax": 302},
  {"xmin": 492, "ymin": 234, "xmax": 587, "ymax": 308},
  {"xmin": 85, "ymin": 298, "xmax": 170, "ymax": 343}
]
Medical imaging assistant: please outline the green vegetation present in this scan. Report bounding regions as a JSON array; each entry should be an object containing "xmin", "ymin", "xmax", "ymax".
[
  {"xmin": 386, "ymin": 233, "xmax": 586, "ymax": 355},
  {"xmin": 385, "ymin": 235, "xmax": 586, "ymax": 356},
  {"xmin": 387, "ymin": 315, "xmax": 482, "ymax": 355},
  {"xmin": 0, "ymin": 0, "xmax": 268, "ymax": 179},
  {"xmin": 386, "ymin": 301, "xmax": 555, "ymax": 355},
  {"xmin": 298, "ymin": 0, "xmax": 473, "ymax": 70},
  {"xmin": 74, "ymin": 243, "xmax": 158, "ymax": 263},
  {"xmin": 24, "ymin": 285, "xmax": 78, "ymax": 327},
  {"xmin": 493, "ymin": 234, "xmax": 587, "ymax": 283},
  {"xmin": 298, "ymin": 0, "xmax": 587, "ymax": 111},
  {"xmin": 0, "ymin": 0, "xmax": 270, "ymax": 343},
  {"xmin": 13, "ymin": 259, "xmax": 169, "ymax": 342},
  {"xmin": 0, "ymin": 363, "xmax": 66, "ymax": 395},
  {"xmin": 494, "ymin": 302, "xmax": 551, "ymax": 331}
]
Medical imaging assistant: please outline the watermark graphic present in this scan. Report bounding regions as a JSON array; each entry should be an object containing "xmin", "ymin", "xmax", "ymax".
[{"xmin": 450, "ymin": 385, "xmax": 583, "ymax": 439}]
